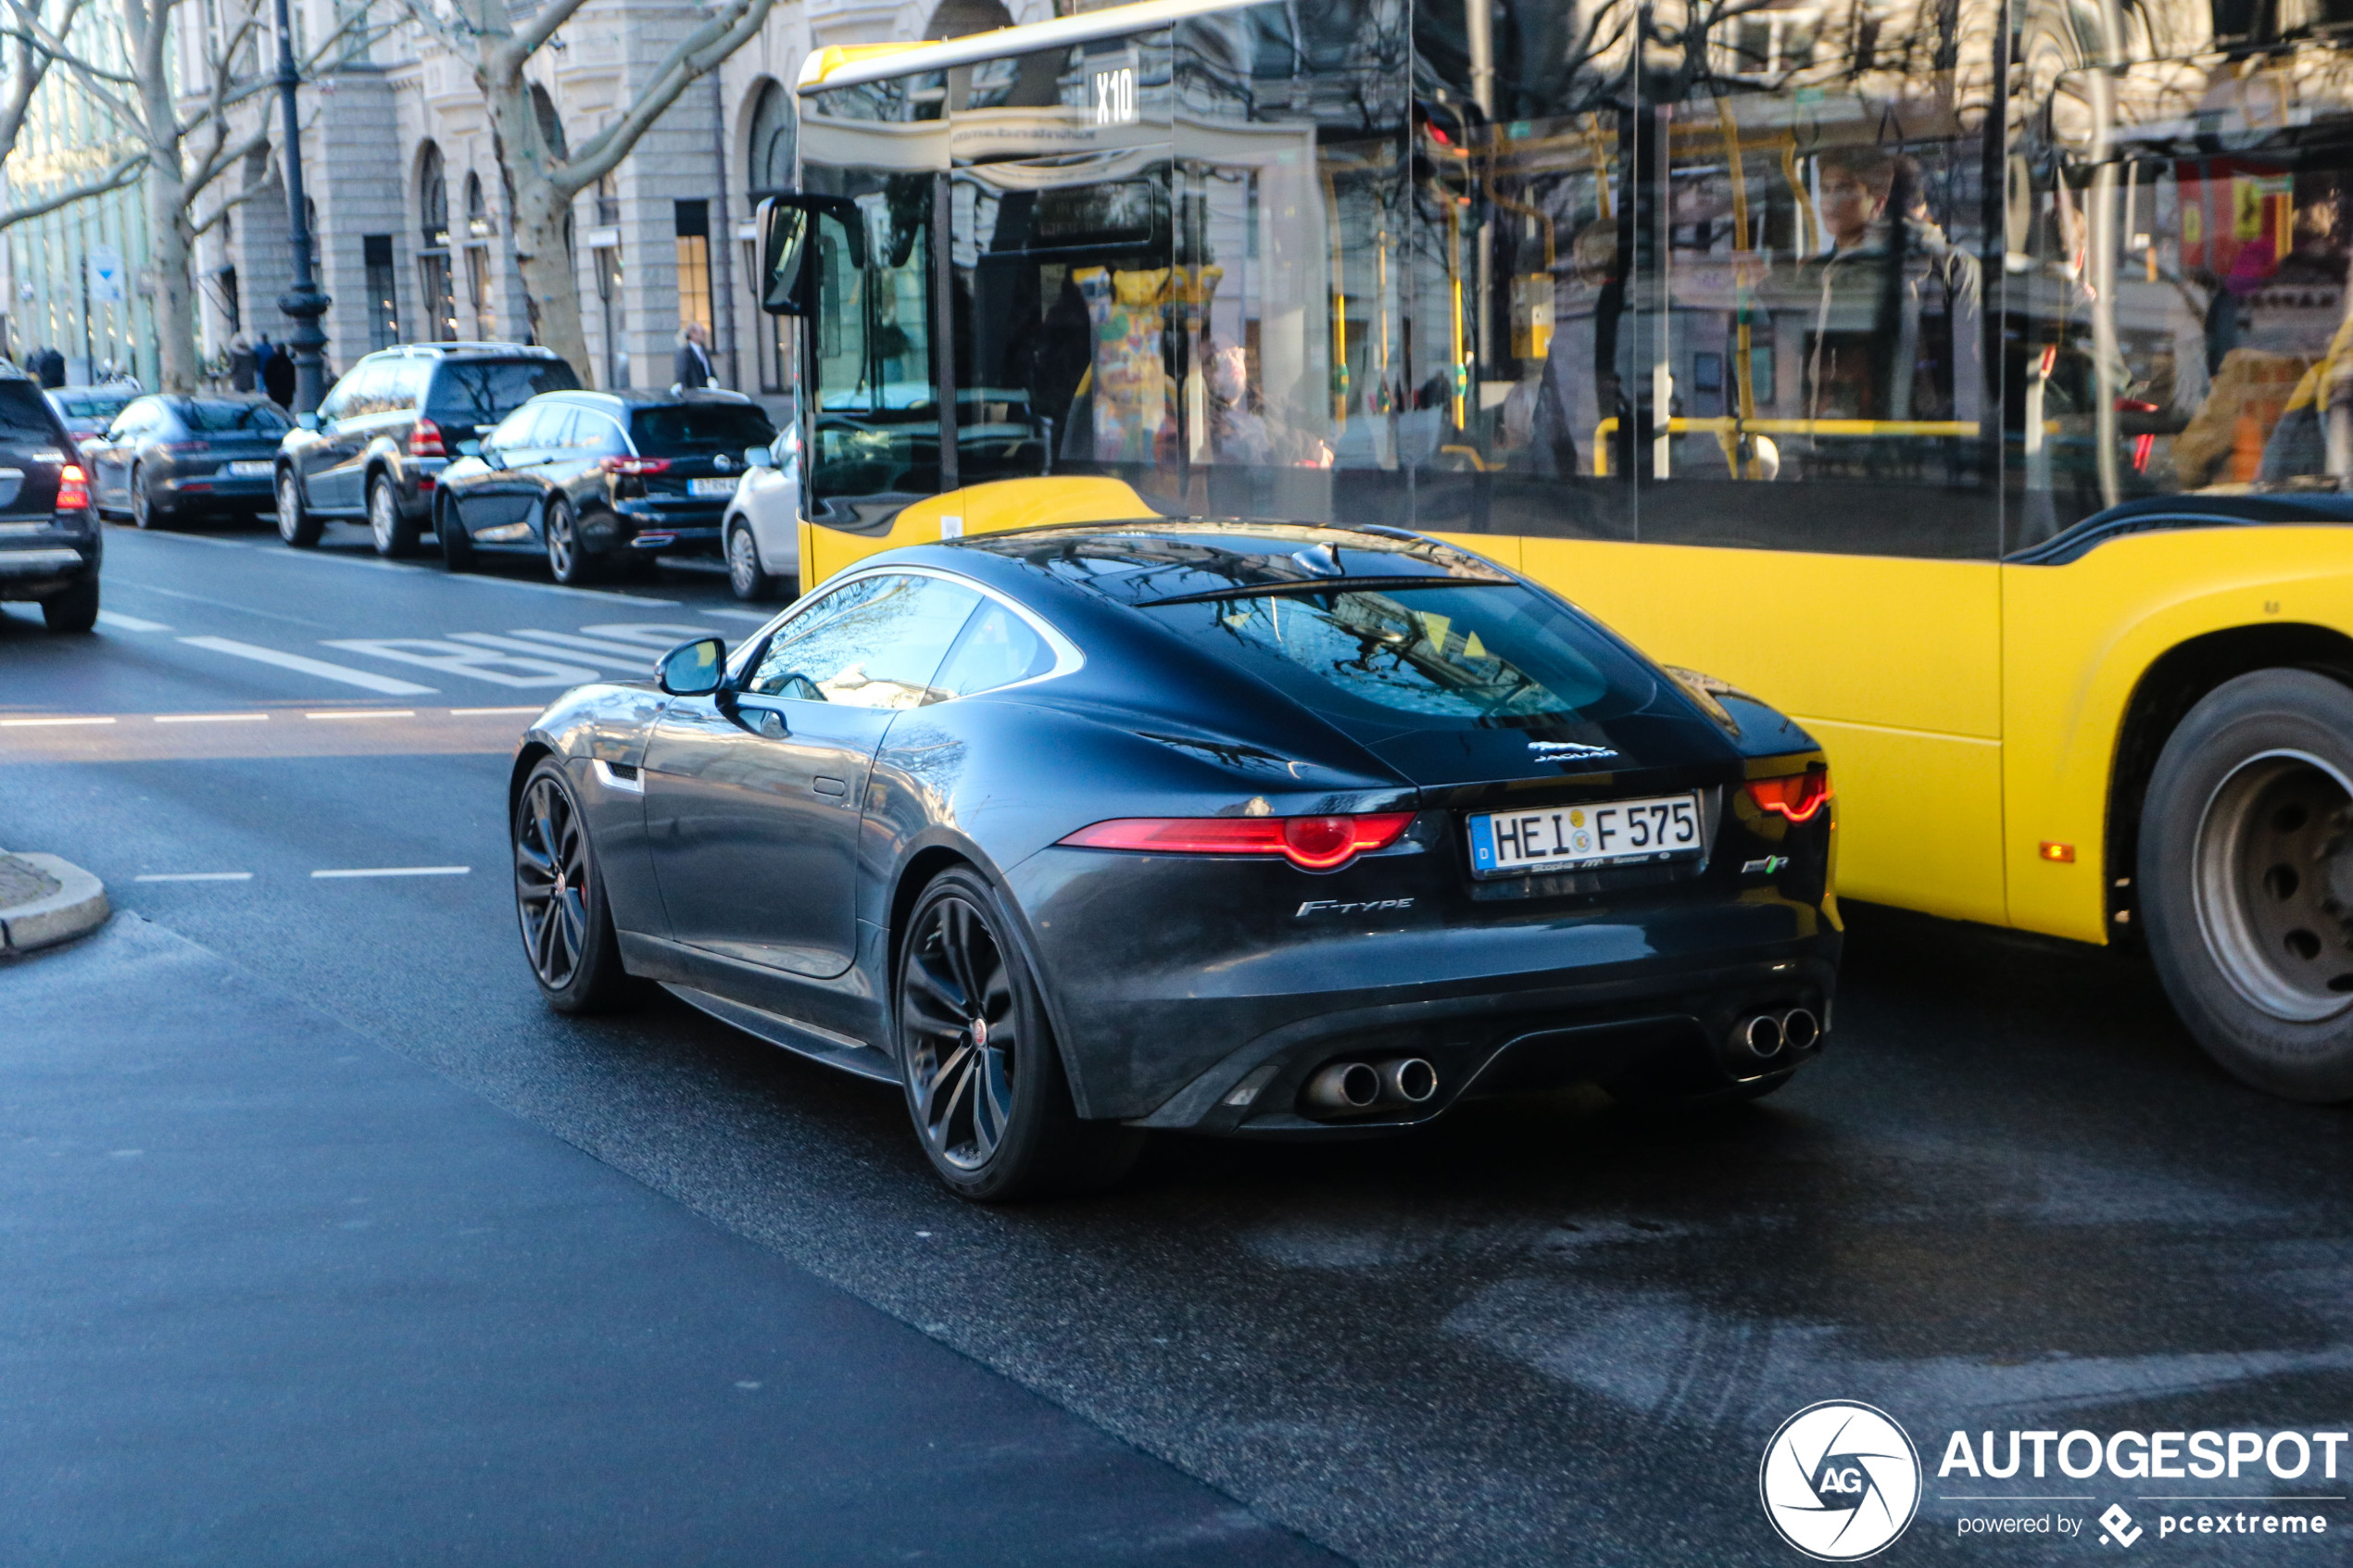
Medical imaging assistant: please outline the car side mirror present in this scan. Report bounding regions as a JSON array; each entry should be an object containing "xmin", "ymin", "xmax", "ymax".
[
  {"xmin": 744, "ymin": 445, "xmax": 770, "ymax": 470},
  {"xmin": 296, "ymin": 411, "xmax": 320, "ymax": 431},
  {"xmin": 456, "ymin": 439, "xmax": 481, "ymax": 458},
  {"xmin": 657, "ymin": 636, "xmax": 726, "ymax": 696},
  {"xmin": 483, "ymin": 446, "xmax": 506, "ymax": 470}
]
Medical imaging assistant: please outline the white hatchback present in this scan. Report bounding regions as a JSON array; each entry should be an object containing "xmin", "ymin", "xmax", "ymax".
[{"xmin": 720, "ymin": 420, "xmax": 800, "ymax": 601}]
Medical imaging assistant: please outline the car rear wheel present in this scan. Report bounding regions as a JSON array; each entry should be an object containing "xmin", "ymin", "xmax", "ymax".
[
  {"xmin": 130, "ymin": 464, "xmax": 167, "ymax": 531},
  {"xmin": 435, "ymin": 493, "xmax": 473, "ymax": 571},
  {"xmin": 369, "ymin": 473, "xmax": 418, "ymax": 558},
  {"xmin": 543, "ymin": 498, "xmax": 596, "ymax": 585},
  {"xmin": 727, "ymin": 520, "xmax": 779, "ymax": 601},
  {"xmin": 275, "ymin": 468, "xmax": 320, "ymax": 547},
  {"xmin": 41, "ymin": 573, "xmax": 98, "ymax": 633},
  {"xmin": 897, "ymin": 866, "xmax": 1142, "ymax": 1201},
  {"xmin": 513, "ymin": 759, "xmax": 630, "ymax": 1013},
  {"xmin": 2142, "ymin": 669, "xmax": 2353, "ymax": 1101}
]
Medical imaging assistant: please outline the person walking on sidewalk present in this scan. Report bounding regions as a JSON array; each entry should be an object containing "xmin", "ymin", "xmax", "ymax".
[{"xmin": 673, "ymin": 322, "xmax": 714, "ymax": 391}]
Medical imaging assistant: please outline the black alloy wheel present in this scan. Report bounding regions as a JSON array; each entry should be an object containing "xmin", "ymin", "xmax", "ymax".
[
  {"xmin": 436, "ymin": 493, "xmax": 474, "ymax": 571},
  {"xmin": 896, "ymin": 866, "xmax": 1142, "ymax": 1201},
  {"xmin": 2142, "ymin": 669, "xmax": 2353, "ymax": 1101},
  {"xmin": 275, "ymin": 467, "xmax": 320, "ymax": 547},
  {"xmin": 130, "ymin": 463, "xmax": 164, "ymax": 531},
  {"xmin": 543, "ymin": 497, "xmax": 595, "ymax": 585},
  {"xmin": 727, "ymin": 520, "xmax": 778, "ymax": 601},
  {"xmin": 369, "ymin": 472, "xmax": 418, "ymax": 558},
  {"xmin": 512, "ymin": 759, "xmax": 629, "ymax": 1013}
]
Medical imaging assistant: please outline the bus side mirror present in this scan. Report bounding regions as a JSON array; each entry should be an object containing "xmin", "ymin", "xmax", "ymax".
[{"xmin": 757, "ymin": 195, "xmax": 862, "ymax": 318}]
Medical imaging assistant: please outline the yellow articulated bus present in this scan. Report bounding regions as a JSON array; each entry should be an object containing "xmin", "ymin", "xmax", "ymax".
[{"xmin": 752, "ymin": 0, "xmax": 2353, "ymax": 1100}]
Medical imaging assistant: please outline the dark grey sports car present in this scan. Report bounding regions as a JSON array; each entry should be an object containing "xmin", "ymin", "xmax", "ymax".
[{"xmin": 510, "ymin": 521, "xmax": 1842, "ymax": 1200}]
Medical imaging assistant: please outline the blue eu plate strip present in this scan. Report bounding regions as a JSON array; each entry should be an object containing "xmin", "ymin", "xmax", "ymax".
[{"xmin": 1468, "ymin": 813, "xmax": 1496, "ymax": 873}]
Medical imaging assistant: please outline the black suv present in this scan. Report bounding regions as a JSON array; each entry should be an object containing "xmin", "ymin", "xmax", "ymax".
[
  {"xmin": 0, "ymin": 368, "xmax": 101, "ymax": 632},
  {"xmin": 274, "ymin": 344, "xmax": 578, "ymax": 557}
]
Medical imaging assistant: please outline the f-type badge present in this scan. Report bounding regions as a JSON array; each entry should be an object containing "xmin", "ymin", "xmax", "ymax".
[{"xmin": 1528, "ymin": 740, "xmax": 1618, "ymax": 765}]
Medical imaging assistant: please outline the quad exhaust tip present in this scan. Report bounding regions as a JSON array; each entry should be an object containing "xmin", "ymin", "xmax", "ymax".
[
  {"xmin": 1303, "ymin": 1057, "xmax": 1440, "ymax": 1115},
  {"xmin": 1731, "ymin": 1008, "xmax": 1824, "ymax": 1061}
]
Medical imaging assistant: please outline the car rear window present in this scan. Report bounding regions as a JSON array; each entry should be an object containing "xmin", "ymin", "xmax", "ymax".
[
  {"xmin": 0, "ymin": 382, "xmax": 60, "ymax": 440},
  {"xmin": 425, "ymin": 359, "xmax": 580, "ymax": 426},
  {"xmin": 629, "ymin": 403, "xmax": 775, "ymax": 452},
  {"xmin": 179, "ymin": 399, "xmax": 290, "ymax": 433},
  {"xmin": 1137, "ymin": 581, "xmax": 1656, "ymax": 736}
]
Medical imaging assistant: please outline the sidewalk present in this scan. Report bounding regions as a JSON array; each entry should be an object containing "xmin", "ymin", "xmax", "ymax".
[{"xmin": 0, "ymin": 915, "xmax": 1336, "ymax": 1568}]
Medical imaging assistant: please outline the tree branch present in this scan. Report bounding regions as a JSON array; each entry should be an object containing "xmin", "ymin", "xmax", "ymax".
[
  {"xmin": 0, "ymin": 150, "xmax": 144, "ymax": 231},
  {"xmin": 560, "ymin": 0, "xmax": 775, "ymax": 189}
]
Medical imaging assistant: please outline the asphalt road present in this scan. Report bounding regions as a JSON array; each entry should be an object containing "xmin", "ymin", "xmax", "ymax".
[{"xmin": 6, "ymin": 516, "xmax": 2351, "ymax": 1566}]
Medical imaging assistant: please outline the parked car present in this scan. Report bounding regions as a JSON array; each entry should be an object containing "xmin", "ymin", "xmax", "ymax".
[
  {"xmin": 274, "ymin": 343, "xmax": 577, "ymax": 557},
  {"xmin": 45, "ymin": 386, "xmax": 137, "ymax": 460},
  {"xmin": 434, "ymin": 388, "xmax": 776, "ymax": 585},
  {"xmin": 0, "ymin": 368, "xmax": 101, "ymax": 632},
  {"xmin": 509, "ymin": 521, "xmax": 1841, "ymax": 1199},
  {"xmin": 720, "ymin": 419, "xmax": 800, "ymax": 601},
  {"xmin": 85, "ymin": 395, "xmax": 289, "ymax": 529}
]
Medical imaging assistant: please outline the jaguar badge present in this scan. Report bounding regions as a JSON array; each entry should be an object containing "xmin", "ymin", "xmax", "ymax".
[{"xmin": 1528, "ymin": 740, "xmax": 1618, "ymax": 765}]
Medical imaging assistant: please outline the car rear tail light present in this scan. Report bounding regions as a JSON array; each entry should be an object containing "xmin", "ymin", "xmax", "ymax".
[
  {"xmin": 1058, "ymin": 811, "xmax": 1417, "ymax": 872},
  {"xmin": 409, "ymin": 417, "xmax": 446, "ymax": 458},
  {"xmin": 1745, "ymin": 766, "xmax": 1832, "ymax": 823},
  {"xmin": 599, "ymin": 456, "xmax": 672, "ymax": 477},
  {"xmin": 56, "ymin": 463, "xmax": 89, "ymax": 511}
]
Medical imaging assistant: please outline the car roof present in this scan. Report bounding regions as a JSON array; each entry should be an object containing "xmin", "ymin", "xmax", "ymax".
[
  {"xmin": 540, "ymin": 388, "xmax": 758, "ymax": 410},
  {"xmin": 950, "ymin": 519, "xmax": 1514, "ymax": 604},
  {"xmin": 361, "ymin": 342, "xmax": 560, "ymax": 364}
]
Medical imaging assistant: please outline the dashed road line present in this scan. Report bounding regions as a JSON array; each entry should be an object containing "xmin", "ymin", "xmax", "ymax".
[
  {"xmin": 305, "ymin": 709, "xmax": 415, "ymax": 721},
  {"xmin": 95, "ymin": 610, "xmax": 171, "ymax": 632},
  {"xmin": 1, "ymin": 715, "xmax": 116, "ymax": 727},
  {"xmin": 180, "ymin": 635, "xmax": 439, "ymax": 695},
  {"xmin": 133, "ymin": 872, "xmax": 255, "ymax": 883},
  {"xmin": 153, "ymin": 712, "xmax": 270, "ymax": 724},
  {"xmin": 450, "ymin": 705, "xmax": 544, "ymax": 716},
  {"xmin": 310, "ymin": 865, "xmax": 472, "ymax": 879}
]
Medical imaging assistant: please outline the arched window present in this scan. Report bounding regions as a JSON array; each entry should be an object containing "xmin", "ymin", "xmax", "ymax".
[
  {"xmin": 463, "ymin": 171, "xmax": 495, "ymax": 341},
  {"xmin": 748, "ymin": 79, "xmax": 795, "ymax": 197},
  {"xmin": 532, "ymin": 85, "xmax": 568, "ymax": 160},
  {"xmin": 416, "ymin": 143, "xmax": 455, "ymax": 341}
]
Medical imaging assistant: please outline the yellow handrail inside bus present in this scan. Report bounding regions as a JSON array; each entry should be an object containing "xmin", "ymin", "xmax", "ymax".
[{"xmin": 1589, "ymin": 417, "xmax": 1982, "ymax": 476}]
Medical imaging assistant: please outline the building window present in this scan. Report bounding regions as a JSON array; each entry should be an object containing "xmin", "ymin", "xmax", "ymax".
[
  {"xmin": 363, "ymin": 235, "xmax": 398, "ymax": 349},
  {"xmin": 596, "ymin": 173, "xmax": 620, "ymax": 229},
  {"xmin": 464, "ymin": 171, "xmax": 495, "ymax": 341},
  {"xmin": 674, "ymin": 199, "xmax": 711, "ymax": 339},
  {"xmin": 417, "ymin": 143, "xmax": 456, "ymax": 341},
  {"xmin": 594, "ymin": 241, "xmax": 625, "ymax": 389}
]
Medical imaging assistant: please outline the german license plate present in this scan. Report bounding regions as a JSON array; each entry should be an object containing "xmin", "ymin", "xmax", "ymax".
[
  {"xmin": 227, "ymin": 460, "xmax": 272, "ymax": 477},
  {"xmin": 1466, "ymin": 793, "xmax": 1704, "ymax": 877},
  {"xmin": 688, "ymin": 477, "xmax": 736, "ymax": 496}
]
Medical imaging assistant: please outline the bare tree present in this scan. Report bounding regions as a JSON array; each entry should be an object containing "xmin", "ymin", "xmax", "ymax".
[
  {"xmin": 395, "ymin": 0, "xmax": 777, "ymax": 380},
  {"xmin": 0, "ymin": 0, "xmax": 145, "ymax": 231},
  {"xmin": 28, "ymin": 0, "xmax": 379, "ymax": 390}
]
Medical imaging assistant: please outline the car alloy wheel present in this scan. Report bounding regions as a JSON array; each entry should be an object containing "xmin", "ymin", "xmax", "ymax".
[
  {"xmin": 544, "ymin": 499, "xmax": 588, "ymax": 584},
  {"xmin": 275, "ymin": 469, "xmax": 319, "ymax": 547},
  {"xmin": 727, "ymin": 521, "xmax": 768, "ymax": 600},
  {"xmin": 131, "ymin": 465, "xmax": 156, "ymax": 530},
  {"xmin": 512, "ymin": 760, "xmax": 629, "ymax": 1012},
  {"xmin": 370, "ymin": 478, "xmax": 396, "ymax": 553},
  {"xmin": 902, "ymin": 894, "xmax": 1019, "ymax": 1172},
  {"xmin": 2191, "ymin": 749, "xmax": 2353, "ymax": 1022}
]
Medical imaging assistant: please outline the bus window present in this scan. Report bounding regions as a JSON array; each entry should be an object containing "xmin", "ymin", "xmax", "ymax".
[{"xmin": 2012, "ymin": 35, "xmax": 2353, "ymax": 546}]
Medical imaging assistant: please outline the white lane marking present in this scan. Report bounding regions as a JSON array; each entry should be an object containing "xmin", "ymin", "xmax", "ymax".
[
  {"xmin": 0, "ymin": 715, "xmax": 117, "ymax": 727},
  {"xmin": 574, "ymin": 622, "xmax": 734, "ymax": 649},
  {"xmin": 322, "ymin": 638, "xmax": 595, "ymax": 688},
  {"xmin": 700, "ymin": 608, "xmax": 776, "ymax": 623},
  {"xmin": 95, "ymin": 610, "xmax": 171, "ymax": 632},
  {"xmin": 310, "ymin": 865, "xmax": 471, "ymax": 879},
  {"xmin": 112, "ymin": 583, "xmax": 335, "ymax": 629},
  {"xmin": 264, "ymin": 546, "xmax": 680, "ymax": 605},
  {"xmin": 154, "ymin": 712, "xmax": 270, "ymax": 724},
  {"xmin": 180, "ymin": 635, "xmax": 439, "ymax": 695},
  {"xmin": 449, "ymin": 706, "xmax": 545, "ymax": 716},
  {"xmin": 449, "ymin": 631, "xmax": 649, "ymax": 666},
  {"xmin": 134, "ymin": 872, "xmax": 255, "ymax": 883},
  {"xmin": 305, "ymin": 709, "xmax": 415, "ymax": 721},
  {"xmin": 129, "ymin": 532, "xmax": 251, "ymax": 549}
]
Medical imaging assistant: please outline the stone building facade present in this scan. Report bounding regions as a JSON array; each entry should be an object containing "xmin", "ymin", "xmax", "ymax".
[{"xmin": 187, "ymin": 0, "xmax": 1059, "ymax": 406}]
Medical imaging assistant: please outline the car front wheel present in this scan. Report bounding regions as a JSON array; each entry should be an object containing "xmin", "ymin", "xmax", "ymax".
[
  {"xmin": 2141, "ymin": 668, "xmax": 2353, "ymax": 1101},
  {"xmin": 896, "ymin": 866, "xmax": 1142, "ymax": 1201},
  {"xmin": 436, "ymin": 493, "xmax": 473, "ymax": 571},
  {"xmin": 130, "ymin": 464, "xmax": 166, "ymax": 531},
  {"xmin": 727, "ymin": 518, "xmax": 779, "ymax": 601},
  {"xmin": 513, "ymin": 759, "xmax": 630, "ymax": 1013},
  {"xmin": 275, "ymin": 469, "xmax": 321, "ymax": 547}
]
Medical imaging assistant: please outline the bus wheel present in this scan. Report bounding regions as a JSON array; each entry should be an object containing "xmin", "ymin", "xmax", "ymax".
[{"xmin": 2141, "ymin": 668, "xmax": 2353, "ymax": 1102}]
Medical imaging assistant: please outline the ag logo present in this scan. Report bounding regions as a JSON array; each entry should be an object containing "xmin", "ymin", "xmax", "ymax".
[{"xmin": 1759, "ymin": 1400, "xmax": 1921, "ymax": 1561}]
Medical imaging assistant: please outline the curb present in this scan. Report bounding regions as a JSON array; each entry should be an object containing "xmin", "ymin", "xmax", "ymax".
[{"xmin": 0, "ymin": 849, "xmax": 109, "ymax": 953}]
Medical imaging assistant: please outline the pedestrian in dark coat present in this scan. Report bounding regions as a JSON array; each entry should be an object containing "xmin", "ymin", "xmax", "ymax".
[
  {"xmin": 673, "ymin": 322, "xmax": 714, "ymax": 390},
  {"xmin": 261, "ymin": 345, "xmax": 296, "ymax": 408},
  {"xmin": 228, "ymin": 335, "xmax": 256, "ymax": 393}
]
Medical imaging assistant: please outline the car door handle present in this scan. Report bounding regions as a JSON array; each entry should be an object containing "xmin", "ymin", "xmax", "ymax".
[{"xmin": 812, "ymin": 776, "xmax": 848, "ymax": 797}]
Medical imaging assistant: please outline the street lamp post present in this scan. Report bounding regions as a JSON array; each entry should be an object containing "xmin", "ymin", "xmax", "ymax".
[{"xmin": 273, "ymin": 0, "xmax": 329, "ymax": 413}]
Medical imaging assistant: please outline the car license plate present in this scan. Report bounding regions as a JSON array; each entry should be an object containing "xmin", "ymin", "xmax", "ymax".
[
  {"xmin": 1466, "ymin": 792, "xmax": 1704, "ymax": 877},
  {"xmin": 227, "ymin": 459, "xmax": 272, "ymax": 477},
  {"xmin": 688, "ymin": 477, "xmax": 736, "ymax": 496}
]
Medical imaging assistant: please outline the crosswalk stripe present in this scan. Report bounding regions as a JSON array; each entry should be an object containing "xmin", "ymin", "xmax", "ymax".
[
  {"xmin": 450, "ymin": 630, "xmax": 651, "ymax": 665},
  {"xmin": 180, "ymin": 635, "xmax": 439, "ymax": 696}
]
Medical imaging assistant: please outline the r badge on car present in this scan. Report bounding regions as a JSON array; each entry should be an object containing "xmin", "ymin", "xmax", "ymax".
[
  {"xmin": 1528, "ymin": 740, "xmax": 1618, "ymax": 764},
  {"xmin": 1742, "ymin": 855, "xmax": 1790, "ymax": 875}
]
